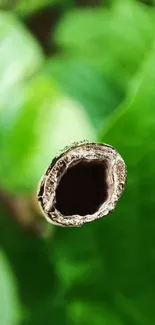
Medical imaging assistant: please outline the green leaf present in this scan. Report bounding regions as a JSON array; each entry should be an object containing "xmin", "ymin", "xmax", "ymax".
[
  {"xmin": 0, "ymin": 250, "xmax": 20, "ymax": 325},
  {"xmin": 97, "ymin": 43, "xmax": 155, "ymax": 323},
  {"xmin": 0, "ymin": 74, "xmax": 95, "ymax": 193},
  {"xmin": 54, "ymin": 0, "xmax": 155, "ymax": 81},
  {"xmin": 0, "ymin": 12, "xmax": 43, "ymax": 106},
  {"xmin": 44, "ymin": 57, "xmax": 124, "ymax": 129}
]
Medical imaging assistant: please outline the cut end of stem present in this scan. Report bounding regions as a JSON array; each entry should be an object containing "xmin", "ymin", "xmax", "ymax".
[
  {"xmin": 37, "ymin": 141, "xmax": 126, "ymax": 227},
  {"xmin": 55, "ymin": 160, "xmax": 109, "ymax": 216}
]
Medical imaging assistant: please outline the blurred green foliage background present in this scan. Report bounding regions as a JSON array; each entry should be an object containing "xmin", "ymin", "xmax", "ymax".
[{"xmin": 0, "ymin": 0, "xmax": 155, "ymax": 324}]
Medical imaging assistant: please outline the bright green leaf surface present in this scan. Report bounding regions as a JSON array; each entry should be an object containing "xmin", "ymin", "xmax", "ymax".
[
  {"xmin": 55, "ymin": 0, "xmax": 155, "ymax": 81},
  {"xmin": 97, "ymin": 42, "xmax": 155, "ymax": 324},
  {"xmin": 0, "ymin": 12, "xmax": 43, "ymax": 106},
  {"xmin": 0, "ymin": 74, "xmax": 95, "ymax": 193},
  {"xmin": 0, "ymin": 11, "xmax": 42, "ymax": 137},
  {"xmin": 44, "ymin": 57, "xmax": 124, "ymax": 129}
]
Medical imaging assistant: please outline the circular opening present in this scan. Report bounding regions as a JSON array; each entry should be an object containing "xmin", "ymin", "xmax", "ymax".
[{"xmin": 55, "ymin": 160, "xmax": 109, "ymax": 216}]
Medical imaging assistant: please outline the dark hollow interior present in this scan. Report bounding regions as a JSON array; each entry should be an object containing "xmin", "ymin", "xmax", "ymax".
[{"xmin": 55, "ymin": 160, "xmax": 109, "ymax": 216}]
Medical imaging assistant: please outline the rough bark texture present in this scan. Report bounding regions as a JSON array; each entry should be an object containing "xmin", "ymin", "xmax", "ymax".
[{"xmin": 37, "ymin": 141, "xmax": 126, "ymax": 227}]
